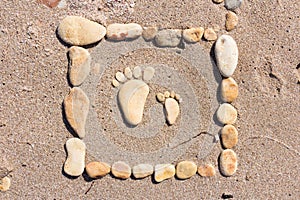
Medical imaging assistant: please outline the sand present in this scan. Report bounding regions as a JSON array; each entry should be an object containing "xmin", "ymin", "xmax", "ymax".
[{"xmin": 0, "ymin": 0, "xmax": 299, "ymax": 199}]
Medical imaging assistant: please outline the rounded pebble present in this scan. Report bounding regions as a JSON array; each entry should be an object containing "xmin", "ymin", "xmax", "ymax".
[
  {"xmin": 221, "ymin": 125, "xmax": 238, "ymax": 149},
  {"xmin": 154, "ymin": 164, "xmax": 175, "ymax": 182},
  {"xmin": 116, "ymin": 71, "xmax": 127, "ymax": 83},
  {"xmin": 221, "ymin": 77, "xmax": 239, "ymax": 102},
  {"xmin": 219, "ymin": 149, "xmax": 238, "ymax": 176},
  {"xmin": 86, "ymin": 161, "xmax": 111, "ymax": 179},
  {"xmin": 225, "ymin": 11, "xmax": 238, "ymax": 31},
  {"xmin": 142, "ymin": 27, "xmax": 158, "ymax": 41},
  {"xmin": 197, "ymin": 164, "xmax": 216, "ymax": 177},
  {"xmin": 155, "ymin": 29, "xmax": 182, "ymax": 47},
  {"xmin": 216, "ymin": 103, "xmax": 237, "ymax": 124},
  {"xmin": 204, "ymin": 28, "xmax": 218, "ymax": 41},
  {"xmin": 132, "ymin": 164, "xmax": 153, "ymax": 179},
  {"xmin": 213, "ymin": 0, "xmax": 224, "ymax": 3},
  {"xmin": 0, "ymin": 177, "xmax": 11, "ymax": 192},
  {"xmin": 111, "ymin": 161, "xmax": 131, "ymax": 179},
  {"xmin": 156, "ymin": 93, "xmax": 165, "ymax": 102},
  {"xmin": 106, "ymin": 23, "xmax": 143, "ymax": 41},
  {"xmin": 183, "ymin": 27, "xmax": 204, "ymax": 43},
  {"xmin": 176, "ymin": 161, "xmax": 197, "ymax": 179},
  {"xmin": 225, "ymin": 0, "xmax": 242, "ymax": 10}
]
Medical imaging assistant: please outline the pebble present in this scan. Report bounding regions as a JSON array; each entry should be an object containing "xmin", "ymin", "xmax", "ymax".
[
  {"xmin": 132, "ymin": 164, "xmax": 154, "ymax": 179},
  {"xmin": 183, "ymin": 27, "xmax": 204, "ymax": 43},
  {"xmin": 124, "ymin": 67, "xmax": 133, "ymax": 79},
  {"xmin": 57, "ymin": 16, "xmax": 106, "ymax": 46},
  {"xmin": 106, "ymin": 23, "xmax": 143, "ymax": 41},
  {"xmin": 203, "ymin": 28, "xmax": 218, "ymax": 41},
  {"xmin": 175, "ymin": 93, "xmax": 181, "ymax": 102},
  {"xmin": 154, "ymin": 164, "xmax": 175, "ymax": 182},
  {"xmin": 216, "ymin": 103, "xmax": 237, "ymax": 125},
  {"xmin": 176, "ymin": 161, "xmax": 197, "ymax": 179},
  {"xmin": 64, "ymin": 138, "xmax": 86, "ymax": 176},
  {"xmin": 221, "ymin": 125, "xmax": 238, "ymax": 149},
  {"xmin": 221, "ymin": 77, "xmax": 239, "ymax": 102},
  {"xmin": 63, "ymin": 87, "xmax": 90, "ymax": 138},
  {"xmin": 215, "ymin": 35, "xmax": 238, "ymax": 77},
  {"xmin": 142, "ymin": 27, "xmax": 158, "ymax": 41},
  {"xmin": 116, "ymin": 71, "xmax": 127, "ymax": 83},
  {"xmin": 155, "ymin": 29, "xmax": 182, "ymax": 47},
  {"xmin": 170, "ymin": 91, "xmax": 176, "ymax": 98},
  {"xmin": 0, "ymin": 177, "xmax": 11, "ymax": 192},
  {"xmin": 39, "ymin": 0, "xmax": 60, "ymax": 8},
  {"xmin": 164, "ymin": 91, "xmax": 171, "ymax": 98},
  {"xmin": 86, "ymin": 161, "xmax": 111, "ymax": 178},
  {"xmin": 143, "ymin": 67, "xmax": 155, "ymax": 81},
  {"xmin": 112, "ymin": 79, "xmax": 120, "ymax": 87},
  {"xmin": 212, "ymin": 0, "xmax": 224, "ymax": 3},
  {"xmin": 165, "ymin": 98, "xmax": 180, "ymax": 125},
  {"xmin": 225, "ymin": 11, "xmax": 238, "ymax": 31},
  {"xmin": 68, "ymin": 46, "xmax": 91, "ymax": 86},
  {"xmin": 111, "ymin": 161, "xmax": 131, "ymax": 179},
  {"xmin": 133, "ymin": 66, "xmax": 142, "ymax": 78},
  {"xmin": 156, "ymin": 93, "xmax": 165, "ymax": 102},
  {"xmin": 197, "ymin": 164, "xmax": 216, "ymax": 177},
  {"xmin": 219, "ymin": 149, "xmax": 238, "ymax": 176},
  {"xmin": 225, "ymin": 0, "xmax": 242, "ymax": 10}
]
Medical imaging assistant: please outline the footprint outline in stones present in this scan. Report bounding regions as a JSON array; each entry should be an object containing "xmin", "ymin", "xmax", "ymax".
[{"xmin": 112, "ymin": 66, "xmax": 155, "ymax": 127}]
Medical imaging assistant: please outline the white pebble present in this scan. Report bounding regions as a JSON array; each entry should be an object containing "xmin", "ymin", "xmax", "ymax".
[
  {"xmin": 216, "ymin": 103, "xmax": 237, "ymax": 125},
  {"xmin": 107, "ymin": 23, "xmax": 143, "ymax": 41},
  {"xmin": 132, "ymin": 164, "xmax": 153, "ymax": 179}
]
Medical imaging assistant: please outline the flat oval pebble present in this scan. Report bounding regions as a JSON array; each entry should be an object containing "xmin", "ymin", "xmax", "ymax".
[
  {"xmin": 142, "ymin": 27, "xmax": 158, "ymax": 41},
  {"xmin": 143, "ymin": 67, "xmax": 155, "ymax": 81},
  {"xmin": 57, "ymin": 16, "xmax": 106, "ymax": 46},
  {"xmin": 183, "ymin": 27, "xmax": 204, "ymax": 43},
  {"xmin": 64, "ymin": 138, "xmax": 86, "ymax": 177},
  {"xmin": 107, "ymin": 23, "xmax": 143, "ymax": 41},
  {"xmin": 154, "ymin": 164, "xmax": 175, "ymax": 182},
  {"xmin": 68, "ymin": 46, "xmax": 91, "ymax": 86},
  {"xmin": 111, "ymin": 161, "xmax": 131, "ymax": 179},
  {"xmin": 132, "ymin": 164, "xmax": 153, "ymax": 179},
  {"xmin": 225, "ymin": 0, "xmax": 242, "ymax": 10},
  {"xmin": 86, "ymin": 161, "xmax": 111, "ymax": 179},
  {"xmin": 0, "ymin": 176, "xmax": 11, "ymax": 192},
  {"xmin": 156, "ymin": 93, "xmax": 165, "ymax": 102},
  {"xmin": 165, "ymin": 98, "xmax": 180, "ymax": 125},
  {"xmin": 176, "ymin": 161, "xmax": 197, "ymax": 179},
  {"xmin": 219, "ymin": 149, "xmax": 238, "ymax": 176},
  {"xmin": 216, "ymin": 103, "xmax": 237, "ymax": 125},
  {"xmin": 63, "ymin": 87, "xmax": 90, "ymax": 138},
  {"xmin": 215, "ymin": 35, "xmax": 238, "ymax": 77},
  {"xmin": 204, "ymin": 28, "xmax": 218, "ymax": 41},
  {"xmin": 221, "ymin": 124, "xmax": 238, "ymax": 149},
  {"xmin": 155, "ymin": 29, "xmax": 182, "ymax": 47},
  {"xmin": 221, "ymin": 77, "xmax": 239, "ymax": 102},
  {"xmin": 213, "ymin": 0, "xmax": 224, "ymax": 3},
  {"xmin": 225, "ymin": 11, "xmax": 238, "ymax": 31},
  {"xmin": 197, "ymin": 164, "xmax": 216, "ymax": 177}
]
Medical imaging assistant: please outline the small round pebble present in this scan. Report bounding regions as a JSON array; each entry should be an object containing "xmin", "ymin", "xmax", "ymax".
[
  {"xmin": 154, "ymin": 164, "xmax": 175, "ymax": 182},
  {"xmin": 164, "ymin": 91, "xmax": 171, "ymax": 98},
  {"xmin": 156, "ymin": 93, "xmax": 165, "ymax": 102},
  {"xmin": 132, "ymin": 164, "xmax": 153, "ymax": 179},
  {"xmin": 112, "ymin": 79, "xmax": 120, "ymax": 87},
  {"xmin": 176, "ymin": 161, "xmax": 197, "ymax": 179},
  {"xmin": 116, "ymin": 71, "xmax": 127, "ymax": 83},
  {"xmin": 142, "ymin": 27, "xmax": 158, "ymax": 41},
  {"xmin": 216, "ymin": 103, "xmax": 237, "ymax": 124},
  {"xmin": 225, "ymin": 11, "xmax": 238, "ymax": 31},
  {"xmin": 221, "ymin": 125, "xmax": 238, "ymax": 149},
  {"xmin": 204, "ymin": 28, "xmax": 218, "ymax": 41},
  {"xmin": 183, "ymin": 27, "xmax": 204, "ymax": 43},
  {"xmin": 198, "ymin": 164, "xmax": 216, "ymax": 177},
  {"xmin": 221, "ymin": 77, "xmax": 239, "ymax": 102},
  {"xmin": 219, "ymin": 149, "xmax": 238, "ymax": 176},
  {"xmin": 155, "ymin": 29, "xmax": 182, "ymax": 47},
  {"xmin": 225, "ymin": 0, "xmax": 242, "ymax": 10},
  {"xmin": 111, "ymin": 161, "xmax": 131, "ymax": 179},
  {"xmin": 86, "ymin": 161, "xmax": 111, "ymax": 179},
  {"xmin": 0, "ymin": 176, "xmax": 11, "ymax": 192}
]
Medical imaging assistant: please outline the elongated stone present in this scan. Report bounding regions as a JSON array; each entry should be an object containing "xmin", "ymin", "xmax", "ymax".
[
  {"xmin": 57, "ymin": 16, "xmax": 106, "ymax": 46},
  {"xmin": 176, "ymin": 161, "xmax": 197, "ymax": 179},
  {"xmin": 215, "ymin": 35, "xmax": 238, "ymax": 77},
  {"xmin": 219, "ymin": 149, "xmax": 238, "ymax": 176},
  {"xmin": 165, "ymin": 98, "xmax": 180, "ymax": 125},
  {"xmin": 86, "ymin": 161, "xmax": 110, "ymax": 178},
  {"xmin": 154, "ymin": 164, "xmax": 175, "ymax": 182},
  {"xmin": 216, "ymin": 103, "xmax": 237, "ymax": 125},
  {"xmin": 221, "ymin": 77, "xmax": 239, "ymax": 102},
  {"xmin": 155, "ymin": 29, "xmax": 182, "ymax": 47},
  {"xmin": 221, "ymin": 125, "xmax": 238, "ymax": 149},
  {"xmin": 197, "ymin": 164, "xmax": 216, "ymax": 177},
  {"xmin": 225, "ymin": 11, "xmax": 238, "ymax": 31},
  {"xmin": 111, "ymin": 161, "xmax": 131, "ymax": 179},
  {"xmin": 64, "ymin": 138, "xmax": 86, "ymax": 176},
  {"xmin": 68, "ymin": 46, "xmax": 91, "ymax": 86},
  {"xmin": 132, "ymin": 164, "xmax": 153, "ymax": 179},
  {"xmin": 107, "ymin": 23, "xmax": 143, "ymax": 41},
  {"xmin": 64, "ymin": 87, "xmax": 90, "ymax": 138},
  {"xmin": 0, "ymin": 177, "xmax": 11, "ymax": 192},
  {"xmin": 183, "ymin": 27, "xmax": 204, "ymax": 43}
]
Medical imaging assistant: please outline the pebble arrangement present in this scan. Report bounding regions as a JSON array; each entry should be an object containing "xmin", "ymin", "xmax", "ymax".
[{"xmin": 59, "ymin": 0, "xmax": 242, "ymax": 183}]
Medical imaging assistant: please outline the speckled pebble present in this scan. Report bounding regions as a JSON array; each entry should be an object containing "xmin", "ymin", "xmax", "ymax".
[
  {"xmin": 221, "ymin": 125, "xmax": 238, "ymax": 149},
  {"xmin": 107, "ymin": 23, "xmax": 143, "ymax": 41},
  {"xmin": 176, "ymin": 161, "xmax": 197, "ymax": 179},
  {"xmin": 197, "ymin": 164, "xmax": 216, "ymax": 177},
  {"xmin": 225, "ymin": 0, "xmax": 242, "ymax": 10},
  {"xmin": 221, "ymin": 77, "xmax": 239, "ymax": 103},
  {"xmin": 219, "ymin": 149, "xmax": 238, "ymax": 176},
  {"xmin": 204, "ymin": 28, "xmax": 218, "ymax": 41},
  {"xmin": 225, "ymin": 11, "xmax": 238, "ymax": 31},
  {"xmin": 155, "ymin": 29, "xmax": 182, "ymax": 47},
  {"xmin": 216, "ymin": 103, "xmax": 237, "ymax": 125},
  {"xmin": 183, "ymin": 27, "xmax": 204, "ymax": 43},
  {"xmin": 142, "ymin": 27, "xmax": 158, "ymax": 41},
  {"xmin": 0, "ymin": 177, "xmax": 11, "ymax": 192},
  {"xmin": 85, "ymin": 161, "xmax": 111, "ymax": 178},
  {"xmin": 111, "ymin": 161, "xmax": 131, "ymax": 179}
]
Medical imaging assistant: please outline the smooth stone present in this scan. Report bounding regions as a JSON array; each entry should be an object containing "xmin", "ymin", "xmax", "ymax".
[
  {"xmin": 225, "ymin": 0, "xmax": 242, "ymax": 10},
  {"xmin": 0, "ymin": 177, "xmax": 11, "ymax": 192},
  {"xmin": 64, "ymin": 87, "xmax": 90, "ymax": 138},
  {"xmin": 116, "ymin": 71, "xmax": 127, "ymax": 83},
  {"xmin": 215, "ymin": 35, "xmax": 238, "ymax": 77},
  {"xmin": 57, "ymin": 16, "xmax": 106, "ymax": 46},
  {"xmin": 155, "ymin": 29, "xmax": 182, "ymax": 47},
  {"xmin": 170, "ymin": 91, "xmax": 176, "ymax": 98},
  {"xmin": 106, "ymin": 23, "xmax": 143, "ymax": 41},
  {"xmin": 197, "ymin": 164, "xmax": 216, "ymax": 177},
  {"xmin": 183, "ymin": 27, "xmax": 204, "ymax": 43},
  {"xmin": 176, "ymin": 161, "xmax": 197, "ymax": 179},
  {"xmin": 154, "ymin": 164, "xmax": 175, "ymax": 182},
  {"xmin": 213, "ymin": 0, "xmax": 224, "ymax": 3},
  {"xmin": 216, "ymin": 103, "xmax": 237, "ymax": 125},
  {"xmin": 225, "ymin": 11, "xmax": 238, "ymax": 31},
  {"xmin": 142, "ymin": 27, "xmax": 158, "ymax": 41},
  {"xmin": 165, "ymin": 98, "xmax": 180, "ymax": 125},
  {"xmin": 68, "ymin": 46, "xmax": 91, "ymax": 86},
  {"xmin": 221, "ymin": 77, "xmax": 239, "ymax": 102},
  {"xmin": 156, "ymin": 92, "xmax": 165, "ymax": 102},
  {"xmin": 143, "ymin": 67, "xmax": 155, "ymax": 81},
  {"xmin": 86, "ymin": 161, "xmax": 110, "ymax": 178},
  {"xmin": 204, "ymin": 28, "xmax": 218, "ymax": 41},
  {"xmin": 64, "ymin": 138, "xmax": 86, "ymax": 176},
  {"xmin": 118, "ymin": 80, "xmax": 149, "ymax": 126},
  {"xmin": 124, "ymin": 67, "xmax": 133, "ymax": 79},
  {"xmin": 133, "ymin": 66, "xmax": 142, "ymax": 78},
  {"xmin": 112, "ymin": 79, "xmax": 120, "ymax": 87},
  {"xmin": 175, "ymin": 93, "xmax": 181, "ymax": 102},
  {"xmin": 221, "ymin": 125, "xmax": 238, "ymax": 149},
  {"xmin": 39, "ymin": 0, "xmax": 60, "ymax": 8},
  {"xmin": 111, "ymin": 161, "xmax": 131, "ymax": 179},
  {"xmin": 219, "ymin": 149, "xmax": 238, "ymax": 176},
  {"xmin": 164, "ymin": 91, "xmax": 170, "ymax": 98},
  {"xmin": 132, "ymin": 164, "xmax": 153, "ymax": 179}
]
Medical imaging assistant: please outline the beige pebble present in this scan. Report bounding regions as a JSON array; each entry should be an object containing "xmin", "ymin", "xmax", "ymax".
[
  {"xmin": 86, "ymin": 161, "xmax": 110, "ymax": 179},
  {"xmin": 183, "ymin": 27, "xmax": 204, "ymax": 43},
  {"xmin": 213, "ymin": 0, "xmax": 224, "ymax": 3},
  {"xmin": 64, "ymin": 138, "xmax": 86, "ymax": 176},
  {"xmin": 115, "ymin": 71, "xmax": 127, "ymax": 83},
  {"xmin": 142, "ymin": 27, "xmax": 158, "ymax": 41},
  {"xmin": 174, "ymin": 93, "xmax": 181, "ymax": 102},
  {"xmin": 63, "ymin": 87, "xmax": 90, "ymax": 138},
  {"xmin": 221, "ymin": 77, "xmax": 239, "ymax": 102},
  {"xmin": 216, "ymin": 103, "xmax": 237, "ymax": 125},
  {"xmin": 155, "ymin": 29, "xmax": 182, "ymax": 47},
  {"xmin": 204, "ymin": 28, "xmax": 218, "ymax": 41},
  {"xmin": 111, "ymin": 161, "xmax": 131, "ymax": 179},
  {"xmin": 170, "ymin": 91, "xmax": 176, "ymax": 98},
  {"xmin": 221, "ymin": 125, "xmax": 238, "ymax": 149},
  {"xmin": 107, "ymin": 23, "xmax": 143, "ymax": 41},
  {"xmin": 225, "ymin": 11, "xmax": 238, "ymax": 31},
  {"xmin": 132, "ymin": 164, "xmax": 153, "ymax": 179},
  {"xmin": 124, "ymin": 67, "xmax": 133, "ymax": 79},
  {"xmin": 57, "ymin": 16, "xmax": 106, "ymax": 46},
  {"xmin": 165, "ymin": 98, "xmax": 180, "ymax": 125},
  {"xmin": 112, "ymin": 79, "xmax": 120, "ymax": 87},
  {"xmin": 176, "ymin": 161, "xmax": 197, "ymax": 179},
  {"xmin": 133, "ymin": 66, "xmax": 142, "ymax": 78},
  {"xmin": 164, "ymin": 91, "xmax": 170, "ymax": 98},
  {"xmin": 68, "ymin": 46, "xmax": 91, "ymax": 86},
  {"xmin": 198, "ymin": 164, "xmax": 216, "ymax": 177},
  {"xmin": 143, "ymin": 67, "xmax": 155, "ymax": 81},
  {"xmin": 154, "ymin": 164, "xmax": 175, "ymax": 182},
  {"xmin": 219, "ymin": 149, "xmax": 238, "ymax": 176},
  {"xmin": 156, "ymin": 92, "xmax": 165, "ymax": 102},
  {"xmin": 0, "ymin": 177, "xmax": 11, "ymax": 192}
]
